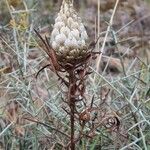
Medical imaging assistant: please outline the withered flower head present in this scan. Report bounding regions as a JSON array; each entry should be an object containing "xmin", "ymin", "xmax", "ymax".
[{"xmin": 50, "ymin": 0, "xmax": 89, "ymax": 63}]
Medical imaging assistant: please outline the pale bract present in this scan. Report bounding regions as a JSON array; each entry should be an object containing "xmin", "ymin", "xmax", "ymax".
[{"xmin": 50, "ymin": 0, "xmax": 89, "ymax": 62}]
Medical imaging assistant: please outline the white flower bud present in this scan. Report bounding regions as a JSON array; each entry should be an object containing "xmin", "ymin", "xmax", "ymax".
[
  {"xmin": 71, "ymin": 37, "xmax": 78, "ymax": 49},
  {"xmin": 79, "ymin": 23, "xmax": 85, "ymax": 31},
  {"xmin": 66, "ymin": 11, "xmax": 70, "ymax": 18},
  {"xmin": 71, "ymin": 29, "xmax": 79, "ymax": 40},
  {"xmin": 64, "ymin": 39, "xmax": 72, "ymax": 48},
  {"xmin": 55, "ymin": 16, "xmax": 62, "ymax": 23},
  {"xmin": 71, "ymin": 22, "xmax": 79, "ymax": 29},
  {"xmin": 51, "ymin": 28, "xmax": 59, "ymax": 39},
  {"xmin": 64, "ymin": 5, "xmax": 69, "ymax": 14},
  {"xmin": 81, "ymin": 40, "xmax": 86, "ymax": 48},
  {"xmin": 72, "ymin": 14, "xmax": 77, "ymax": 19},
  {"xmin": 61, "ymin": 14, "xmax": 67, "ymax": 22},
  {"xmin": 55, "ymin": 33, "xmax": 66, "ymax": 45},
  {"xmin": 65, "ymin": 37, "xmax": 78, "ymax": 49},
  {"xmin": 67, "ymin": 17, "xmax": 74, "ymax": 27},
  {"xmin": 81, "ymin": 31, "xmax": 88, "ymax": 40},
  {"xmin": 54, "ymin": 22, "xmax": 65, "ymax": 30},
  {"xmin": 60, "ymin": 26, "xmax": 70, "ymax": 36},
  {"xmin": 78, "ymin": 40, "xmax": 86, "ymax": 48},
  {"xmin": 59, "ymin": 46, "xmax": 66, "ymax": 53},
  {"xmin": 68, "ymin": 32, "xmax": 74, "ymax": 40},
  {"xmin": 52, "ymin": 41, "xmax": 59, "ymax": 50}
]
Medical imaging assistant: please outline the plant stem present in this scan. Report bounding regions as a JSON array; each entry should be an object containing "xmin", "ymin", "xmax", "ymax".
[
  {"xmin": 69, "ymin": 69, "xmax": 76, "ymax": 150},
  {"xmin": 70, "ymin": 100, "xmax": 75, "ymax": 150}
]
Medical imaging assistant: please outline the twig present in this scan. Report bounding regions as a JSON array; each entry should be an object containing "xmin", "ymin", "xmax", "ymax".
[
  {"xmin": 95, "ymin": 0, "xmax": 120, "ymax": 75},
  {"xmin": 23, "ymin": 117, "xmax": 70, "ymax": 138}
]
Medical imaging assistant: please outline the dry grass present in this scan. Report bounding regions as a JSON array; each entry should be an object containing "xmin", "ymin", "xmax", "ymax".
[{"xmin": 0, "ymin": 0, "xmax": 150, "ymax": 149}]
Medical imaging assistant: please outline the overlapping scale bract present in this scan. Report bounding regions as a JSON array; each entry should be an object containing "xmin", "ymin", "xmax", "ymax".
[{"xmin": 50, "ymin": 0, "xmax": 88, "ymax": 62}]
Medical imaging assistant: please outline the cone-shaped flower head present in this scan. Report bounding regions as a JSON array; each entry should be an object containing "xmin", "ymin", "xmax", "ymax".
[{"xmin": 51, "ymin": 0, "xmax": 89, "ymax": 63}]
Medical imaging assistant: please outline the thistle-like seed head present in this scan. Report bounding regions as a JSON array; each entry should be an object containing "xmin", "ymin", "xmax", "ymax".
[{"xmin": 50, "ymin": 0, "xmax": 89, "ymax": 63}]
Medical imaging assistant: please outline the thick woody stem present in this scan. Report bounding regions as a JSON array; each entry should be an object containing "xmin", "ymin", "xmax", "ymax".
[
  {"xmin": 68, "ymin": 69, "xmax": 76, "ymax": 150},
  {"xmin": 70, "ymin": 99, "xmax": 75, "ymax": 150}
]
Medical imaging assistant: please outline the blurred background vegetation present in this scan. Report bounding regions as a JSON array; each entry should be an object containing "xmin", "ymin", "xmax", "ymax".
[{"xmin": 0, "ymin": 0, "xmax": 150, "ymax": 149}]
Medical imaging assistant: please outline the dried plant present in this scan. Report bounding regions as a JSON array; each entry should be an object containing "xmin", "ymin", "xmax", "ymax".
[
  {"xmin": 34, "ymin": 0, "xmax": 121, "ymax": 149},
  {"xmin": 1, "ymin": 0, "xmax": 150, "ymax": 149}
]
